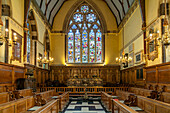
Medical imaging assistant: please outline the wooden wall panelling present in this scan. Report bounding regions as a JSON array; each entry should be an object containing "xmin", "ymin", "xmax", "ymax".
[
  {"xmin": 146, "ymin": 68, "xmax": 156, "ymax": 83},
  {"xmin": 120, "ymin": 64, "xmax": 145, "ymax": 86},
  {"xmin": 157, "ymin": 65, "xmax": 170, "ymax": 84},
  {"xmin": 51, "ymin": 66, "xmax": 120, "ymax": 85},
  {"xmin": 14, "ymin": 66, "xmax": 25, "ymax": 83},
  {"xmin": 144, "ymin": 62, "xmax": 170, "ymax": 85},
  {"xmin": 0, "ymin": 64, "xmax": 12, "ymax": 84}
]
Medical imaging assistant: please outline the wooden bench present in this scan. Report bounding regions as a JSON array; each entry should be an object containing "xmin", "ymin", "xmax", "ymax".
[
  {"xmin": 101, "ymin": 92, "xmax": 143, "ymax": 113},
  {"xmin": 0, "ymin": 85, "xmax": 16, "ymax": 93},
  {"xmin": 12, "ymin": 89, "xmax": 34, "ymax": 99},
  {"xmin": 0, "ymin": 92, "xmax": 9, "ymax": 104},
  {"xmin": 0, "ymin": 90, "xmax": 64, "ymax": 113},
  {"xmin": 129, "ymin": 87, "xmax": 152, "ymax": 97},
  {"xmin": 137, "ymin": 95, "xmax": 170, "ymax": 113},
  {"xmin": 116, "ymin": 90, "xmax": 170, "ymax": 113},
  {"xmin": 0, "ymin": 96, "xmax": 34, "ymax": 113},
  {"xmin": 129, "ymin": 87, "xmax": 170, "ymax": 103},
  {"xmin": 116, "ymin": 90, "xmax": 132, "ymax": 100},
  {"xmin": 34, "ymin": 90, "xmax": 54, "ymax": 106}
]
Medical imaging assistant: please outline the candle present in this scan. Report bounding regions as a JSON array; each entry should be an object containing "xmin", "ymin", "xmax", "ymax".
[{"xmin": 5, "ymin": 28, "xmax": 8, "ymax": 37}]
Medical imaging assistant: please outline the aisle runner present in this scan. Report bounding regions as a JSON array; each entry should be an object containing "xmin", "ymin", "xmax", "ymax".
[{"xmin": 64, "ymin": 100, "xmax": 106, "ymax": 113}]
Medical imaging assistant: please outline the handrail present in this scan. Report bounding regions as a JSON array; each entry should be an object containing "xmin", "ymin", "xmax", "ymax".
[
  {"xmin": 32, "ymin": 99, "xmax": 59, "ymax": 113},
  {"xmin": 112, "ymin": 99, "xmax": 138, "ymax": 113},
  {"xmin": 39, "ymin": 87, "xmax": 129, "ymax": 94},
  {"xmin": 58, "ymin": 92, "xmax": 69, "ymax": 112},
  {"xmin": 101, "ymin": 92, "xmax": 112, "ymax": 111}
]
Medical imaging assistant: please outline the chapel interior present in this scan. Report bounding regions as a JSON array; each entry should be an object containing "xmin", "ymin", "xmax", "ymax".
[{"xmin": 0, "ymin": 0, "xmax": 170, "ymax": 113}]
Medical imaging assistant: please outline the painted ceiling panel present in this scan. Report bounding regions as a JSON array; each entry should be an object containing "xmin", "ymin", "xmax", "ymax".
[
  {"xmin": 35, "ymin": 0, "xmax": 134, "ymax": 27},
  {"xmin": 123, "ymin": 0, "xmax": 129, "ymax": 13},
  {"xmin": 129, "ymin": 0, "xmax": 134, "ymax": 6},
  {"xmin": 46, "ymin": 0, "xmax": 57, "ymax": 20},
  {"xmin": 113, "ymin": 0, "xmax": 124, "ymax": 19},
  {"xmin": 49, "ymin": 0, "xmax": 64, "ymax": 24},
  {"xmin": 41, "ymin": 0, "xmax": 46, "ymax": 14},
  {"xmin": 36, "ymin": 0, "xmax": 41, "ymax": 6}
]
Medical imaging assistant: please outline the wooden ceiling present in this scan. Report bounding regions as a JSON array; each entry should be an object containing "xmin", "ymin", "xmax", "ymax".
[{"xmin": 35, "ymin": 0, "xmax": 135, "ymax": 26}]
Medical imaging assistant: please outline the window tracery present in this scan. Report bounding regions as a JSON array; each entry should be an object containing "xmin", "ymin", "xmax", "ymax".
[{"xmin": 67, "ymin": 4, "xmax": 103, "ymax": 63}]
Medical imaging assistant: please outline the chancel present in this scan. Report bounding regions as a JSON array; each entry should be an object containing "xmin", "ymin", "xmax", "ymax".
[{"xmin": 0, "ymin": 0, "xmax": 170, "ymax": 113}]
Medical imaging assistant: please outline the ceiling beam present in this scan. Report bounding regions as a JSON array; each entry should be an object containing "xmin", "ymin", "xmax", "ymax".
[
  {"xmin": 127, "ymin": 0, "xmax": 130, "ymax": 8},
  {"xmin": 118, "ymin": 0, "xmax": 126, "ymax": 15},
  {"xmin": 39, "ymin": 0, "xmax": 43, "ymax": 9},
  {"xmin": 104, "ymin": 0, "xmax": 118, "ymax": 26},
  {"xmin": 111, "ymin": 0, "xmax": 122, "ymax": 21},
  {"xmin": 48, "ymin": 0, "xmax": 59, "ymax": 22},
  {"xmin": 44, "ymin": 0, "xmax": 52, "ymax": 16},
  {"xmin": 51, "ymin": 1, "xmax": 65, "ymax": 26}
]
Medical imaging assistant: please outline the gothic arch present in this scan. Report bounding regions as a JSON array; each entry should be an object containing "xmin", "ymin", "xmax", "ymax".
[{"xmin": 63, "ymin": 0, "xmax": 107, "ymax": 33}]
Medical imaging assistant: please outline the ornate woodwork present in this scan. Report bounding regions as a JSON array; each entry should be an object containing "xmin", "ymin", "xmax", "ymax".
[{"xmin": 51, "ymin": 65, "xmax": 120, "ymax": 86}]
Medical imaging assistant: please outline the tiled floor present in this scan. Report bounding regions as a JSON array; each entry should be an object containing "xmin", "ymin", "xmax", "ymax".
[{"xmin": 64, "ymin": 100, "xmax": 106, "ymax": 113}]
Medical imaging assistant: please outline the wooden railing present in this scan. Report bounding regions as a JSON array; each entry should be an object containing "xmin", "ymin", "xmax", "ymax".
[
  {"xmin": 32, "ymin": 99, "xmax": 59, "ymax": 113},
  {"xmin": 58, "ymin": 92, "xmax": 69, "ymax": 112},
  {"xmin": 39, "ymin": 87, "xmax": 129, "ymax": 94},
  {"xmin": 112, "ymin": 99, "xmax": 138, "ymax": 113},
  {"xmin": 101, "ymin": 92, "xmax": 112, "ymax": 111}
]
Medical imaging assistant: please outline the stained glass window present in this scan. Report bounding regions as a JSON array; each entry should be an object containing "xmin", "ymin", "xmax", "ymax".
[
  {"xmin": 96, "ymin": 29, "xmax": 102, "ymax": 63},
  {"xmin": 73, "ymin": 13, "xmax": 83, "ymax": 22},
  {"xmin": 89, "ymin": 30, "xmax": 95, "ymax": 63},
  {"xmin": 27, "ymin": 30, "xmax": 31, "ymax": 63},
  {"xmin": 81, "ymin": 5, "xmax": 89, "ymax": 13},
  {"xmin": 68, "ymin": 30, "xmax": 74, "ymax": 63},
  {"xmin": 86, "ymin": 13, "xmax": 96, "ymax": 22},
  {"xmin": 67, "ymin": 4, "xmax": 103, "ymax": 63},
  {"xmin": 75, "ymin": 30, "xmax": 81, "ymax": 63}
]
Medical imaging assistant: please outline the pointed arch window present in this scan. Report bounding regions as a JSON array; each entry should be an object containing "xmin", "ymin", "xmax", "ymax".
[{"xmin": 67, "ymin": 4, "xmax": 103, "ymax": 63}]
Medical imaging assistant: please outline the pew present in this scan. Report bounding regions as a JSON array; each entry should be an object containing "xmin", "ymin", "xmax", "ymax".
[
  {"xmin": 0, "ymin": 92, "xmax": 9, "ymax": 104},
  {"xmin": 129, "ymin": 87, "xmax": 152, "ymax": 97},
  {"xmin": 116, "ymin": 90, "xmax": 170, "ymax": 113},
  {"xmin": 160, "ymin": 92, "xmax": 170, "ymax": 103},
  {"xmin": 137, "ymin": 95, "xmax": 170, "ymax": 113},
  {"xmin": 34, "ymin": 90, "xmax": 54, "ymax": 106},
  {"xmin": 0, "ymin": 96, "xmax": 34, "ymax": 113},
  {"xmin": 0, "ymin": 85, "xmax": 16, "ymax": 93},
  {"xmin": 116, "ymin": 90, "xmax": 132, "ymax": 100},
  {"xmin": 129, "ymin": 87, "xmax": 170, "ymax": 103},
  {"xmin": 101, "ymin": 92, "xmax": 143, "ymax": 112},
  {"xmin": 124, "ymin": 94, "xmax": 137, "ymax": 106}
]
